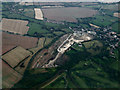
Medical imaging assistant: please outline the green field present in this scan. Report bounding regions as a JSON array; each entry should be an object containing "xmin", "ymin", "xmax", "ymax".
[
  {"xmin": 68, "ymin": 23, "xmax": 78, "ymax": 28},
  {"xmin": 102, "ymin": 4, "xmax": 118, "ymax": 11},
  {"xmin": 53, "ymin": 31, "xmax": 65, "ymax": 36},
  {"xmin": 44, "ymin": 22, "xmax": 62, "ymax": 30},
  {"xmin": 44, "ymin": 38, "xmax": 53, "ymax": 46},
  {"xmin": 13, "ymin": 68, "xmax": 58, "ymax": 88},
  {"xmin": 82, "ymin": 3, "xmax": 118, "ymax": 27},
  {"xmin": 85, "ymin": 3, "xmax": 118, "ymax": 11},
  {"xmin": 45, "ymin": 75, "xmax": 66, "ymax": 88},
  {"xmin": 111, "ymin": 22, "xmax": 119, "ymax": 33},
  {"xmin": 71, "ymin": 72, "xmax": 88, "ymax": 88},
  {"xmin": 85, "ymin": 5, "xmax": 101, "ymax": 9},
  {"xmin": 90, "ymin": 15, "xmax": 118, "ymax": 27},
  {"xmin": 72, "ymin": 43, "xmax": 84, "ymax": 52},
  {"xmin": 83, "ymin": 40, "xmax": 103, "ymax": 55},
  {"xmin": 23, "ymin": 9, "xmax": 35, "ymax": 18},
  {"xmin": 41, "ymin": 45, "xmax": 119, "ymax": 88},
  {"xmin": 80, "ymin": 23, "xmax": 90, "ymax": 28},
  {"xmin": 27, "ymin": 23, "xmax": 49, "ymax": 36},
  {"xmin": 61, "ymin": 28, "xmax": 72, "ymax": 33}
]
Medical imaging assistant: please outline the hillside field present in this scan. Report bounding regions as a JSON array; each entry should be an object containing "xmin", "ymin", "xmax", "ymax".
[
  {"xmin": 2, "ymin": 32, "xmax": 38, "ymax": 54},
  {"xmin": 2, "ymin": 18, "xmax": 29, "ymax": 35},
  {"xmin": 2, "ymin": 46, "xmax": 31, "ymax": 68}
]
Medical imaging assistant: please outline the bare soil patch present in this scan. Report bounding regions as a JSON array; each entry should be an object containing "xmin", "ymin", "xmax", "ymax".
[
  {"xmin": 34, "ymin": 8, "xmax": 44, "ymax": 20},
  {"xmin": 2, "ymin": 61, "xmax": 22, "ymax": 88},
  {"xmin": 113, "ymin": 13, "xmax": 120, "ymax": 18},
  {"xmin": 42, "ymin": 7, "xmax": 98, "ymax": 22},
  {"xmin": 2, "ymin": 32, "xmax": 38, "ymax": 54},
  {"xmin": 2, "ymin": 18, "xmax": 29, "ymax": 35},
  {"xmin": 31, "ymin": 34, "xmax": 69, "ymax": 68}
]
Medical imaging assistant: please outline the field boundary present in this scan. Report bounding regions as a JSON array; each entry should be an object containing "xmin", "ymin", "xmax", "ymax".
[{"xmin": 13, "ymin": 55, "xmax": 30, "ymax": 69}]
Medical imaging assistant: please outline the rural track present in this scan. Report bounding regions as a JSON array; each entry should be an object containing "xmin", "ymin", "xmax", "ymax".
[
  {"xmin": 67, "ymin": 71, "xmax": 79, "ymax": 88},
  {"xmin": 33, "ymin": 70, "xmax": 64, "ymax": 89}
]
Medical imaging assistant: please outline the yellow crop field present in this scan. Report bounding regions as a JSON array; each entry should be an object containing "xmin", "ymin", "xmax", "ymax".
[
  {"xmin": 113, "ymin": 13, "xmax": 120, "ymax": 18},
  {"xmin": 2, "ymin": 18, "xmax": 29, "ymax": 35},
  {"xmin": 34, "ymin": 8, "xmax": 44, "ymax": 20},
  {"xmin": 2, "ymin": 46, "xmax": 31, "ymax": 68}
]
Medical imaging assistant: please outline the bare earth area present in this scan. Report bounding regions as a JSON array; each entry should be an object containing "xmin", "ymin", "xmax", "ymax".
[
  {"xmin": 34, "ymin": 8, "xmax": 44, "ymax": 20},
  {"xmin": 2, "ymin": 18, "xmax": 29, "ymax": 35},
  {"xmin": 2, "ymin": 32, "xmax": 38, "ymax": 54},
  {"xmin": 2, "ymin": 61, "xmax": 22, "ymax": 88},
  {"xmin": 113, "ymin": 13, "xmax": 120, "ymax": 18},
  {"xmin": 89, "ymin": 23, "xmax": 100, "ymax": 28},
  {"xmin": 31, "ymin": 34, "xmax": 69, "ymax": 68},
  {"xmin": 42, "ymin": 7, "xmax": 98, "ymax": 22}
]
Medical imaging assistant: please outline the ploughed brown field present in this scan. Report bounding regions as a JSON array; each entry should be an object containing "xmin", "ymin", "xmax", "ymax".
[
  {"xmin": 2, "ymin": 18, "xmax": 29, "ymax": 35},
  {"xmin": 2, "ymin": 61, "xmax": 22, "ymax": 88},
  {"xmin": 2, "ymin": 32, "xmax": 38, "ymax": 54},
  {"xmin": 42, "ymin": 7, "xmax": 98, "ymax": 22}
]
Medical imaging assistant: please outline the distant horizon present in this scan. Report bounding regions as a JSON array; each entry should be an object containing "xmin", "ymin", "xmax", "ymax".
[{"xmin": 2, "ymin": 0, "xmax": 120, "ymax": 3}]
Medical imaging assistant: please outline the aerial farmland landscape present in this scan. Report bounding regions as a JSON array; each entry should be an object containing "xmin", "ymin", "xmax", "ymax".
[{"xmin": 1, "ymin": 0, "xmax": 120, "ymax": 89}]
